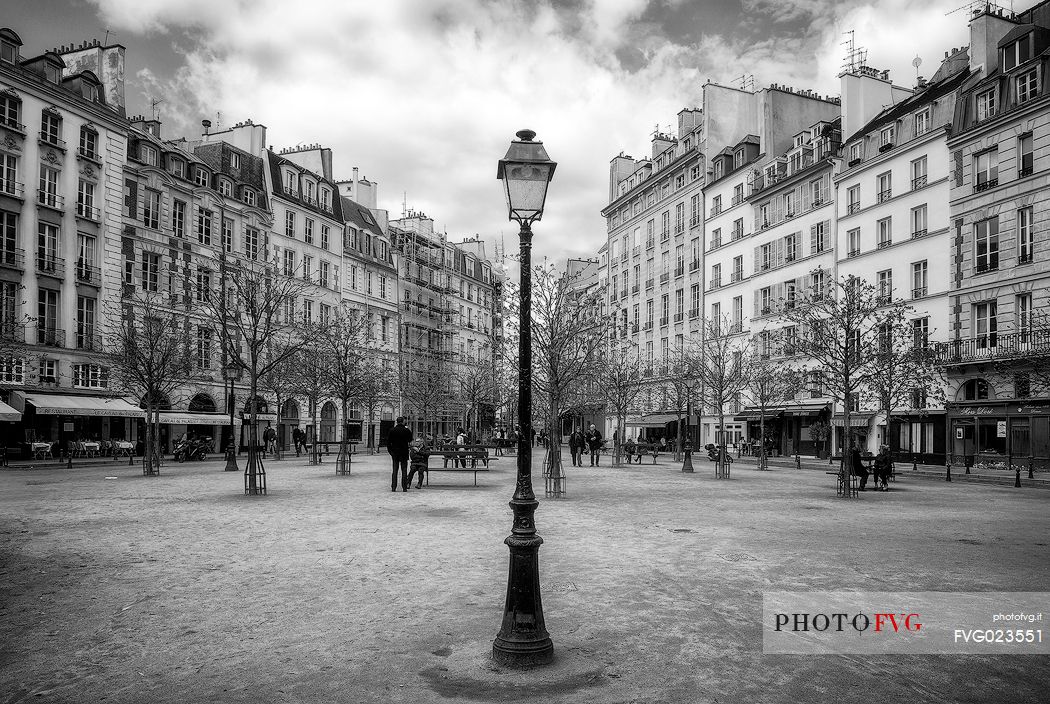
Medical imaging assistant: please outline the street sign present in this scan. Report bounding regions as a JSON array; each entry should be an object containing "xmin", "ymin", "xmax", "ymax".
[{"xmin": 997, "ymin": 421, "xmax": 1007, "ymax": 438}]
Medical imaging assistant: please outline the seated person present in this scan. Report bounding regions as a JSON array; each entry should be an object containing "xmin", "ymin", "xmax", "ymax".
[{"xmin": 622, "ymin": 438, "xmax": 636, "ymax": 463}]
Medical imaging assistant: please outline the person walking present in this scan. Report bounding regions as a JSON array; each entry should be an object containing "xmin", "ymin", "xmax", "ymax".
[
  {"xmin": 873, "ymin": 445, "xmax": 892, "ymax": 491},
  {"xmin": 567, "ymin": 428, "xmax": 582, "ymax": 466},
  {"xmin": 291, "ymin": 427, "xmax": 303, "ymax": 457},
  {"xmin": 455, "ymin": 427, "xmax": 467, "ymax": 468},
  {"xmin": 585, "ymin": 423, "xmax": 603, "ymax": 466},
  {"xmin": 387, "ymin": 416, "xmax": 413, "ymax": 492},
  {"xmin": 262, "ymin": 426, "xmax": 276, "ymax": 458}
]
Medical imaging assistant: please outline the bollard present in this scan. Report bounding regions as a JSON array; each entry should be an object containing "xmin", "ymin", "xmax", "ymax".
[
  {"xmin": 946, "ymin": 462, "xmax": 952, "ymax": 482},
  {"xmin": 1029, "ymin": 456, "xmax": 1035, "ymax": 480},
  {"xmin": 681, "ymin": 444, "xmax": 694, "ymax": 473},
  {"xmin": 912, "ymin": 454, "xmax": 918, "ymax": 472},
  {"xmin": 795, "ymin": 453, "xmax": 801, "ymax": 471},
  {"xmin": 224, "ymin": 445, "xmax": 238, "ymax": 472},
  {"xmin": 1015, "ymin": 465, "xmax": 1022, "ymax": 488}
]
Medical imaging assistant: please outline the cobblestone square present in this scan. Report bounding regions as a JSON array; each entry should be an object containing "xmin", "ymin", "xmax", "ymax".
[{"xmin": 2, "ymin": 455, "xmax": 1048, "ymax": 703}]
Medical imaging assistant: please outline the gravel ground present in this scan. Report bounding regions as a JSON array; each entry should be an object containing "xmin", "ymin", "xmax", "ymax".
[{"xmin": 1, "ymin": 452, "xmax": 1048, "ymax": 703}]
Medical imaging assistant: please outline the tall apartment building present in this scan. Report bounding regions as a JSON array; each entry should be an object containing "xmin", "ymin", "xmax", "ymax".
[
  {"xmin": 0, "ymin": 29, "xmax": 145, "ymax": 450},
  {"xmin": 390, "ymin": 214, "xmax": 498, "ymax": 437},
  {"xmin": 941, "ymin": 3, "xmax": 1050, "ymax": 465},
  {"xmin": 600, "ymin": 82, "xmax": 841, "ymax": 443},
  {"xmin": 835, "ymin": 52, "xmax": 970, "ymax": 463}
]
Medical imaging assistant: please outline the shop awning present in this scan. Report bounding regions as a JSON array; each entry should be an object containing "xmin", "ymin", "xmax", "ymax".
[
  {"xmin": 625, "ymin": 412, "xmax": 682, "ymax": 427},
  {"xmin": 831, "ymin": 413, "xmax": 875, "ymax": 427},
  {"xmin": 734, "ymin": 407, "xmax": 784, "ymax": 421},
  {"xmin": 158, "ymin": 412, "xmax": 239, "ymax": 426},
  {"xmin": 0, "ymin": 400, "xmax": 21, "ymax": 421},
  {"xmin": 24, "ymin": 394, "xmax": 145, "ymax": 418},
  {"xmin": 781, "ymin": 401, "xmax": 830, "ymax": 417}
]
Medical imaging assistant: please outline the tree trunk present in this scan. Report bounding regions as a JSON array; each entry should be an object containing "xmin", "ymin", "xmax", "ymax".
[
  {"xmin": 759, "ymin": 411, "xmax": 767, "ymax": 470},
  {"xmin": 544, "ymin": 398, "xmax": 565, "ymax": 496},
  {"xmin": 245, "ymin": 375, "xmax": 264, "ymax": 495}
]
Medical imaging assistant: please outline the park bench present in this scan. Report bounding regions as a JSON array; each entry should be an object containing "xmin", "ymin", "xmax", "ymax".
[{"xmin": 418, "ymin": 447, "xmax": 494, "ymax": 486}]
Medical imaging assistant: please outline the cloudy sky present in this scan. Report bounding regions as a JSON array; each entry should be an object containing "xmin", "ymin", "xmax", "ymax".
[{"xmin": 7, "ymin": 0, "xmax": 990, "ymax": 265}]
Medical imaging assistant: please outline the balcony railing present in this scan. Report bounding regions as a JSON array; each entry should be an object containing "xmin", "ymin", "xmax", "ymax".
[
  {"xmin": 689, "ymin": 307, "xmax": 699, "ymax": 318},
  {"xmin": 911, "ymin": 229, "xmax": 928, "ymax": 240},
  {"xmin": 645, "ymin": 278, "xmax": 653, "ymax": 289},
  {"xmin": 0, "ymin": 118, "xmax": 25, "ymax": 133},
  {"xmin": 690, "ymin": 259, "xmax": 700, "ymax": 272},
  {"xmin": 732, "ymin": 228, "xmax": 744, "ymax": 241},
  {"xmin": 974, "ymin": 178, "xmax": 998, "ymax": 193},
  {"xmin": 731, "ymin": 271, "xmax": 742, "ymax": 282},
  {"xmin": 76, "ymin": 331, "xmax": 104, "ymax": 351},
  {"xmin": 37, "ymin": 190, "xmax": 64, "ymax": 209},
  {"xmin": 631, "ymin": 323, "xmax": 639, "ymax": 334},
  {"xmin": 0, "ymin": 247, "xmax": 25, "ymax": 270},
  {"xmin": 674, "ymin": 223, "xmax": 685, "ymax": 234},
  {"xmin": 78, "ymin": 147, "xmax": 100, "ymax": 162},
  {"xmin": 730, "ymin": 321, "xmax": 743, "ymax": 333},
  {"xmin": 911, "ymin": 175, "xmax": 927, "ymax": 189},
  {"xmin": 75, "ymin": 201, "xmax": 100, "ymax": 220},
  {"xmin": 708, "ymin": 278, "xmax": 722, "ymax": 290},
  {"xmin": 912, "ymin": 286, "xmax": 927, "ymax": 299},
  {"xmin": 1019, "ymin": 251, "xmax": 1034, "ymax": 265},
  {"xmin": 36, "ymin": 254, "xmax": 65, "ymax": 278},
  {"xmin": 936, "ymin": 328, "xmax": 1050, "ymax": 365},
  {"xmin": 0, "ymin": 178, "xmax": 25, "ymax": 198},
  {"xmin": 1019, "ymin": 166, "xmax": 1034, "ymax": 178},
  {"xmin": 619, "ymin": 289, "xmax": 627, "ymax": 300},
  {"xmin": 877, "ymin": 239, "xmax": 892, "ymax": 250},
  {"xmin": 673, "ymin": 312, "xmax": 684, "ymax": 322},
  {"xmin": 631, "ymin": 284, "xmax": 639, "ymax": 294},
  {"xmin": 877, "ymin": 189, "xmax": 892, "ymax": 203},
  {"xmin": 75, "ymin": 262, "xmax": 102, "ymax": 286},
  {"xmin": 847, "ymin": 203, "xmax": 860, "ymax": 215},
  {"xmin": 35, "ymin": 326, "xmax": 65, "ymax": 347},
  {"xmin": 674, "ymin": 265, "xmax": 684, "ymax": 277},
  {"xmin": 39, "ymin": 132, "xmax": 66, "ymax": 150},
  {"xmin": 660, "ymin": 229, "xmax": 670, "ymax": 241},
  {"xmin": 643, "ymin": 321, "xmax": 653, "ymax": 331},
  {"xmin": 731, "ymin": 194, "xmax": 743, "ymax": 207},
  {"xmin": 659, "ymin": 272, "xmax": 669, "ymax": 284},
  {"xmin": 659, "ymin": 317, "xmax": 668, "ymax": 327},
  {"xmin": 847, "ymin": 249, "xmax": 860, "ymax": 258}
]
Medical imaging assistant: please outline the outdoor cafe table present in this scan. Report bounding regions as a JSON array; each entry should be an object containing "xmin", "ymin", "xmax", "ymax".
[
  {"xmin": 112, "ymin": 441, "xmax": 134, "ymax": 458},
  {"xmin": 31, "ymin": 442, "xmax": 52, "ymax": 459}
]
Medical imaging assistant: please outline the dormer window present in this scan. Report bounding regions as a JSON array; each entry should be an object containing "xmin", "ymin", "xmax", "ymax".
[
  {"xmin": 43, "ymin": 63, "xmax": 60, "ymax": 84},
  {"xmin": 140, "ymin": 144, "xmax": 158, "ymax": 166},
  {"xmin": 320, "ymin": 187, "xmax": 331, "ymax": 210},
  {"xmin": 1017, "ymin": 68, "xmax": 1039, "ymax": 104},
  {"xmin": 1003, "ymin": 33, "xmax": 1034, "ymax": 71},
  {"xmin": 879, "ymin": 125, "xmax": 895, "ymax": 147},
  {"xmin": 243, "ymin": 187, "xmax": 257, "ymax": 207},
  {"xmin": 194, "ymin": 167, "xmax": 209, "ymax": 187},
  {"xmin": 218, "ymin": 178, "xmax": 233, "ymax": 198},
  {"xmin": 713, "ymin": 160, "xmax": 723, "ymax": 179},
  {"xmin": 849, "ymin": 142, "xmax": 861, "ymax": 164},
  {"xmin": 734, "ymin": 149, "xmax": 745, "ymax": 168},
  {"xmin": 914, "ymin": 108, "xmax": 930, "ymax": 136},
  {"xmin": 793, "ymin": 133, "xmax": 806, "ymax": 148},
  {"xmin": 81, "ymin": 82, "xmax": 98, "ymax": 102},
  {"xmin": 284, "ymin": 170, "xmax": 297, "ymax": 195},
  {"xmin": 229, "ymin": 152, "xmax": 240, "ymax": 169},
  {"xmin": 976, "ymin": 88, "xmax": 997, "ymax": 122},
  {"xmin": 170, "ymin": 158, "xmax": 185, "ymax": 179},
  {"xmin": 0, "ymin": 38, "xmax": 17, "ymax": 64},
  {"xmin": 304, "ymin": 180, "xmax": 315, "ymax": 203}
]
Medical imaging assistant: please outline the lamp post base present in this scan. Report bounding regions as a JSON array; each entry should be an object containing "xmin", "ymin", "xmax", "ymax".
[
  {"xmin": 493, "ymin": 499, "xmax": 553, "ymax": 668},
  {"xmin": 681, "ymin": 447, "xmax": 694, "ymax": 473}
]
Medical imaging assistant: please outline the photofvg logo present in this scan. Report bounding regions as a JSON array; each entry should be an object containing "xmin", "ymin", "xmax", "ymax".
[{"xmin": 762, "ymin": 592, "xmax": 1050, "ymax": 655}]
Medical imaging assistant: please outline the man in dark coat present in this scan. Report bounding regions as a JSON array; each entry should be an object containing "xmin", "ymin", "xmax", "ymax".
[
  {"xmin": 568, "ymin": 428, "xmax": 582, "ymax": 466},
  {"xmin": 851, "ymin": 447, "xmax": 869, "ymax": 491},
  {"xmin": 387, "ymin": 416, "xmax": 413, "ymax": 492},
  {"xmin": 585, "ymin": 423, "xmax": 603, "ymax": 466}
]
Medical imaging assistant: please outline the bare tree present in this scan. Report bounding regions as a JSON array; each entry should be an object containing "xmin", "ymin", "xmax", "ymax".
[
  {"xmin": 666, "ymin": 343, "xmax": 705, "ymax": 461},
  {"xmin": 532, "ymin": 263, "xmax": 604, "ymax": 497},
  {"xmin": 695, "ymin": 315, "xmax": 752, "ymax": 478},
  {"xmin": 452, "ymin": 362, "xmax": 495, "ymax": 440},
  {"xmin": 870, "ymin": 312, "xmax": 947, "ymax": 458},
  {"xmin": 591, "ymin": 340, "xmax": 646, "ymax": 466},
  {"xmin": 400, "ymin": 353, "xmax": 451, "ymax": 438},
  {"xmin": 746, "ymin": 354, "xmax": 800, "ymax": 469},
  {"xmin": 105, "ymin": 293, "xmax": 193, "ymax": 475},
  {"xmin": 292, "ymin": 341, "xmax": 333, "ymax": 466},
  {"xmin": 258, "ymin": 353, "xmax": 301, "ymax": 460},
  {"xmin": 202, "ymin": 255, "xmax": 319, "ymax": 495},
  {"xmin": 318, "ymin": 305, "xmax": 370, "ymax": 470},
  {"xmin": 779, "ymin": 270, "xmax": 916, "ymax": 496}
]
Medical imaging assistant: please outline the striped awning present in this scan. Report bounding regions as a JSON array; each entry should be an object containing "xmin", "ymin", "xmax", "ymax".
[
  {"xmin": 831, "ymin": 413, "xmax": 875, "ymax": 427},
  {"xmin": 0, "ymin": 400, "xmax": 20, "ymax": 421},
  {"xmin": 24, "ymin": 394, "xmax": 145, "ymax": 418},
  {"xmin": 158, "ymin": 412, "xmax": 239, "ymax": 426}
]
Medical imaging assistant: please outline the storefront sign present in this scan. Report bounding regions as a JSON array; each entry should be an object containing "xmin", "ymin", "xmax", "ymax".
[
  {"xmin": 954, "ymin": 406, "xmax": 1000, "ymax": 416},
  {"xmin": 1014, "ymin": 404, "xmax": 1050, "ymax": 415},
  {"xmin": 956, "ymin": 427, "xmax": 964, "ymax": 439},
  {"xmin": 997, "ymin": 421, "xmax": 1007, "ymax": 438}
]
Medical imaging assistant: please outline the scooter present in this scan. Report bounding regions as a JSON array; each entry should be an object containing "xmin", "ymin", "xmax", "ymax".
[{"xmin": 174, "ymin": 436, "xmax": 210, "ymax": 462}]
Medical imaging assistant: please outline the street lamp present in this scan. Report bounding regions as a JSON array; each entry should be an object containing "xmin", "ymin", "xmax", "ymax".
[
  {"xmin": 492, "ymin": 129, "xmax": 556, "ymax": 667},
  {"xmin": 222, "ymin": 360, "xmax": 242, "ymax": 472}
]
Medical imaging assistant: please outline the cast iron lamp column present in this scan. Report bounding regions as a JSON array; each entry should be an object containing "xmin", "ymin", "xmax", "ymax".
[
  {"xmin": 493, "ymin": 129, "xmax": 556, "ymax": 667},
  {"xmin": 222, "ymin": 360, "xmax": 241, "ymax": 471}
]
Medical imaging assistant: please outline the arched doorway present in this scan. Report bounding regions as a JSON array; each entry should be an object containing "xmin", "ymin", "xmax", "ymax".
[
  {"xmin": 137, "ymin": 391, "xmax": 172, "ymax": 454},
  {"xmin": 280, "ymin": 399, "xmax": 300, "ymax": 451},
  {"xmin": 320, "ymin": 401, "xmax": 337, "ymax": 443}
]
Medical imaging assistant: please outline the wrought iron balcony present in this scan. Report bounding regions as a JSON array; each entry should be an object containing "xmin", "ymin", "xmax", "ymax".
[
  {"xmin": 75, "ymin": 201, "xmax": 100, "ymax": 221},
  {"xmin": 935, "ymin": 328, "xmax": 1050, "ymax": 365},
  {"xmin": 39, "ymin": 132, "xmax": 66, "ymax": 150},
  {"xmin": 76, "ymin": 331, "xmax": 104, "ymax": 351},
  {"xmin": 847, "ymin": 203, "xmax": 860, "ymax": 215},
  {"xmin": 911, "ymin": 175, "xmax": 927, "ymax": 189},
  {"xmin": 0, "ymin": 178, "xmax": 24, "ymax": 198},
  {"xmin": 0, "ymin": 247, "xmax": 25, "ymax": 270},
  {"xmin": 36, "ymin": 254, "xmax": 65, "ymax": 278},
  {"xmin": 912, "ymin": 286, "xmax": 927, "ymax": 299},
  {"xmin": 35, "ymin": 326, "xmax": 65, "ymax": 347},
  {"xmin": 1019, "ymin": 166, "xmax": 1034, "ymax": 178},
  {"xmin": 75, "ymin": 261, "xmax": 102, "ymax": 286},
  {"xmin": 0, "ymin": 320, "xmax": 25, "ymax": 342},
  {"xmin": 37, "ymin": 190, "xmax": 64, "ymax": 209},
  {"xmin": 974, "ymin": 178, "xmax": 998, "ymax": 193}
]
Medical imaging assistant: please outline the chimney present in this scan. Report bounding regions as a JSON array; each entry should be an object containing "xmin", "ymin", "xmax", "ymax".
[{"xmin": 969, "ymin": 7, "xmax": 1016, "ymax": 73}]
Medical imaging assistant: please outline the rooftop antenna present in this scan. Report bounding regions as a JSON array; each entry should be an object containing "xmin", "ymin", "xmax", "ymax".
[
  {"xmin": 912, "ymin": 56, "xmax": 923, "ymax": 80},
  {"xmin": 102, "ymin": 28, "xmax": 113, "ymax": 45},
  {"xmin": 150, "ymin": 97, "xmax": 164, "ymax": 121},
  {"xmin": 402, "ymin": 191, "xmax": 407, "ymax": 218},
  {"xmin": 216, "ymin": 111, "xmax": 223, "ymax": 129},
  {"xmin": 841, "ymin": 30, "xmax": 868, "ymax": 73},
  {"xmin": 734, "ymin": 74, "xmax": 755, "ymax": 91},
  {"xmin": 945, "ymin": 1, "xmax": 1005, "ymax": 16}
]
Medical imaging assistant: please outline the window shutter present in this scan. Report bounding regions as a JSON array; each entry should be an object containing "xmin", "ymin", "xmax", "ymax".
[
  {"xmin": 810, "ymin": 224, "xmax": 817, "ymax": 254},
  {"xmin": 801, "ymin": 182, "xmax": 811, "ymax": 211},
  {"xmin": 753, "ymin": 245, "xmax": 760, "ymax": 272},
  {"xmin": 753, "ymin": 289, "xmax": 760, "ymax": 319},
  {"xmin": 776, "ymin": 238, "xmax": 785, "ymax": 267}
]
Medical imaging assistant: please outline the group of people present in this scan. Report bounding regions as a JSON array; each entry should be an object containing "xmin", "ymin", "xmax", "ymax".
[
  {"xmin": 386, "ymin": 419, "xmax": 477, "ymax": 491},
  {"xmin": 851, "ymin": 445, "xmax": 894, "ymax": 491},
  {"xmin": 566, "ymin": 424, "xmax": 604, "ymax": 466}
]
